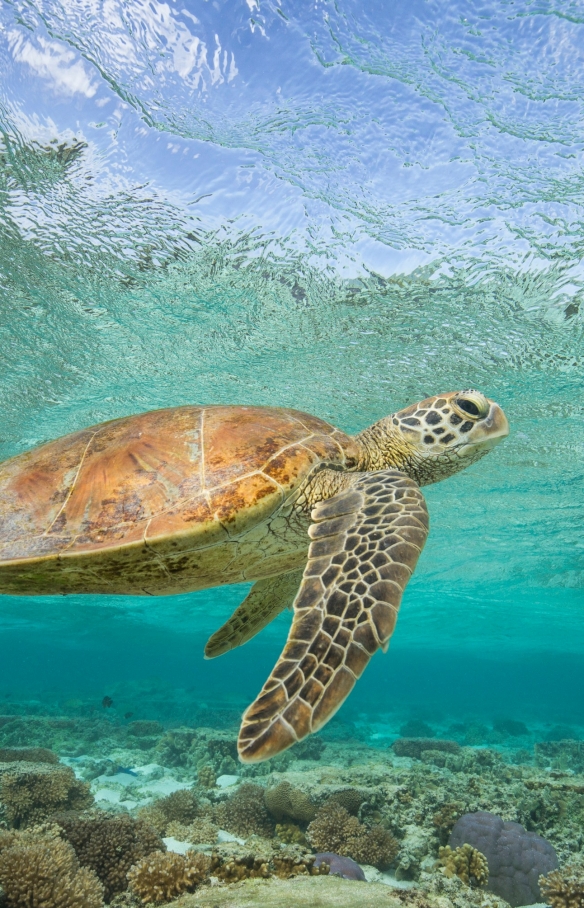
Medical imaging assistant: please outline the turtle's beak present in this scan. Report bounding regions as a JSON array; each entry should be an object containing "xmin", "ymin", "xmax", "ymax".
[{"xmin": 463, "ymin": 399, "xmax": 509, "ymax": 451}]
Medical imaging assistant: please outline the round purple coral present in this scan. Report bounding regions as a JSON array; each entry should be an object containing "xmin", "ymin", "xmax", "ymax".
[
  {"xmin": 450, "ymin": 811, "xmax": 558, "ymax": 907},
  {"xmin": 314, "ymin": 852, "xmax": 366, "ymax": 881}
]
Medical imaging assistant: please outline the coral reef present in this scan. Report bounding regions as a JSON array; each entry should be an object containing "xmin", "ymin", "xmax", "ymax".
[
  {"xmin": 392, "ymin": 739, "xmax": 461, "ymax": 760},
  {"xmin": 492, "ymin": 718, "xmax": 529, "ymax": 737},
  {"xmin": 54, "ymin": 812, "xmax": 164, "ymax": 902},
  {"xmin": 439, "ymin": 843, "xmax": 489, "ymax": 886},
  {"xmin": 212, "ymin": 850, "xmax": 271, "ymax": 882},
  {"xmin": 545, "ymin": 726, "xmax": 577, "ymax": 742},
  {"xmin": 209, "ymin": 841, "xmax": 328, "ymax": 882},
  {"xmin": 154, "ymin": 728, "xmax": 198, "ymax": 768},
  {"xmin": 126, "ymin": 721, "xmax": 164, "ymax": 738},
  {"xmin": 291, "ymin": 736, "xmax": 326, "ymax": 762},
  {"xmin": 446, "ymin": 722, "xmax": 492, "ymax": 747},
  {"xmin": 106, "ymin": 893, "xmax": 142, "ymax": 908},
  {"xmin": 275, "ymin": 822, "xmax": 307, "ymax": 845},
  {"xmin": 154, "ymin": 788, "xmax": 199, "ymax": 825},
  {"xmin": 135, "ymin": 789, "xmax": 200, "ymax": 837},
  {"xmin": 264, "ymin": 781, "xmax": 316, "ymax": 823},
  {"xmin": 307, "ymin": 801, "xmax": 398, "ymax": 870},
  {"xmin": 326, "ymin": 788, "xmax": 364, "ymax": 816},
  {"xmin": 0, "ymin": 763, "xmax": 92, "ymax": 828},
  {"xmin": 0, "ymin": 748, "xmax": 58, "ymax": 764},
  {"xmin": 539, "ymin": 866, "xmax": 584, "ymax": 908},
  {"xmin": 0, "ymin": 824, "xmax": 104, "ymax": 908},
  {"xmin": 432, "ymin": 802, "xmax": 464, "ymax": 845},
  {"xmin": 165, "ymin": 817, "xmax": 219, "ymax": 844},
  {"xmin": 214, "ymin": 783, "xmax": 275, "ymax": 838},
  {"xmin": 0, "ymin": 715, "xmax": 125, "ymax": 757},
  {"xmin": 1, "ymin": 706, "xmax": 583, "ymax": 907},
  {"xmin": 153, "ymin": 727, "xmax": 244, "ymax": 777},
  {"xmin": 127, "ymin": 850, "xmax": 210, "ymax": 904},
  {"xmin": 307, "ymin": 801, "xmax": 360, "ymax": 854},
  {"xmin": 348, "ymin": 824, "xmax": 400, "ymax": 869},
  {"xmin": 399, "ymin": 720, "xmax": 435, "ymax": 738},
  {"xmin": 450, "ymin": 810, "xmax": 558, "ymax": 907},
  {"xmin": 197, "ymin": 765, "xmax": 216, "ymax": 789},
  {"xmin": 535, "ymin": 740, "xmax": 584, "ymax": 773},
  {"xmin": 314, "ymin": 852, "xmax": 366, "ymax": 880},
  {"xmin": 135, "ymin": 803, "xmax": 167, "ymax": 835}
]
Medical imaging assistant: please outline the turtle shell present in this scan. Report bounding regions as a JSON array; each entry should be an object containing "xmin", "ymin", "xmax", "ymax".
[{"xmin": 0, "ymin": 406, "xmax": 359, "ymax": 595}]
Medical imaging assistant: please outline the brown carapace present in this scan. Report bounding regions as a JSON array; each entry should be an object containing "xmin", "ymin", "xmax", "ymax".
[{"xmin": 0, "ymin": 391, "xmax": 508, "ymax": 762}]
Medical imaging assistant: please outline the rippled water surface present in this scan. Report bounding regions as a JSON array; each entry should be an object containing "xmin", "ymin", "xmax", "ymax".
[{"xmin": 0, "ymin": 0, "xmax": 582, "ymax": 723}]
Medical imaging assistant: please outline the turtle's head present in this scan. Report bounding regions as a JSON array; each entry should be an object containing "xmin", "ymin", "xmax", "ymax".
[{"xmin": 358, "ymin": 390, "xmax": 509, "ymax": 486}]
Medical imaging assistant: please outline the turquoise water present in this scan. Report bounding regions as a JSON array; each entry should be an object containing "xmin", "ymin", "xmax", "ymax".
[{"xmin": 0, "ymin": 0, "xmax": 582, "ymax": 733}]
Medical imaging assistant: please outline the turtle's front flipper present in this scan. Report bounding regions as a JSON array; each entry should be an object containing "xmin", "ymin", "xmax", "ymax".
[
  {"xmin": 204, "ymin": 569, "xmax": 304, "ymax": 659},
  {"xmin": 237, "ymin": 470, "xmax": 429, "ymax": 763}
]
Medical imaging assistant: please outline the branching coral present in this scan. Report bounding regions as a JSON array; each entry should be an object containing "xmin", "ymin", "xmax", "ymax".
[
  {"xmin": 127, "ymin": 850, "xmax": 210, "ymax": 904},
  {"xmin": 214, "ymin": 783, "xmax": 274, "ymax": 839},
  {"xmin": 0, "ymin": 824, "xmax": 104, "ymax": 908},
  {"xmin": 0, "ymin": 764, "xmax": 92, "ymax": 828},
  {"xmin": 165, "ymin": 818, "xmax": 219, "ymax": 844},
  {"xmin": 154, "ymin": 728, "xmax": 197, "ymax": 768},
  {"xmin": 347, "ymin": 824, "xmax": 400, "ymax": 869},
  {"xmin": 197, "ymin": 765, "xmax": 216, "ymax": 789},
  {"xmin": 0, "ymin": 748, "xmax": 58, "ymax": 765},
  {"xmin": 439, "ymin": 844, "xmax": 489, "ymax": 887},
  {"xmin": 539, "ymin": 867, "xmax": 584, "ymax": 908},
  {"xmin": 135, "ymin": 804, "xmax": 167, "ymax": 835},
  {"xmin": 135, "ymin": 789, "xmax": 199, "ymax": 837},
  {"xmin": 264, "ymin": 781, "xmax": 316, "ymax": 823},
  {"xmin": 307, "ymin": 802, "xmax": 359, "ymax": 854},
  {"xmin": 55, "ymin": 812, "xmax": 164, "ymax": 901},
  {"xmin": 275, "ymin": 822, "xmax": 307, "ymax": 846},
  {"xmin": 155, "ymin": 789, "xmax": 199, "ymax": 824},
  {"xmin": 307, "ymin": 802, "xmax": 399, "ymax": 870},
  {"xmin": 213, "ymin": 852, "xmax": 271, "ymax": 882}
]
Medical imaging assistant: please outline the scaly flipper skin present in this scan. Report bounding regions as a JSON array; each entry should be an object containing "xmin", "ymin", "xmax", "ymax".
[
  {"xmin": 237, "ymin": 469, "xmax": 429, "ymax": 762},
  {"xmin": 204, "ymin": 569, "xmax": 304, "ymax": 658}
]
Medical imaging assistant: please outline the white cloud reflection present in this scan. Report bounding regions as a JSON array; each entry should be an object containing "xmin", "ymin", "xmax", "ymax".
[{"xmin": 9, "ymin": 31, "xmax": 97, "ymax": 97}]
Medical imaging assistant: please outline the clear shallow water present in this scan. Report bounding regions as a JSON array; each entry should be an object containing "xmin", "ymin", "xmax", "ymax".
[{"xmin": 0, "ymin": 0, "xmax": 582, "ymax": 729}]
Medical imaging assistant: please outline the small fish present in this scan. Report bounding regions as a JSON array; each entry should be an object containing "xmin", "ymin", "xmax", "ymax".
[
  {"xmin": 102, "ymin": 696, "xmax": 114, "ymax": 708},
  {"xmin": 116, "ymin": 766, "xmax": 138, "ymax": 777},
  {"xmin": 124, "ymin": 711, "xmax": 134, "ymax": 719}
]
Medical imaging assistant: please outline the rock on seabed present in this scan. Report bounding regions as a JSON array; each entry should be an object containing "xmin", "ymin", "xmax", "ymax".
[{"xmin": 167, "ymin": 874, "xmax": 463, "ymax": 906}]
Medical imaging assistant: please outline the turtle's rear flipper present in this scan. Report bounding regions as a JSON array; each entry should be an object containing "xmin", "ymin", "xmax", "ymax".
[
  {"xmin": 204, "ymin": 569, "xmax": 304, "ymax": 659},
  {"xmin": 237, "ymin": 470, "xmax": 429, "ymax": 763}
]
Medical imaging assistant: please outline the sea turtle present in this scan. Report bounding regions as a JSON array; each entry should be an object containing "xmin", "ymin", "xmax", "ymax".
[{"xmin": 0, "ymin": 390, "xmax": 508, "ymax": 761}]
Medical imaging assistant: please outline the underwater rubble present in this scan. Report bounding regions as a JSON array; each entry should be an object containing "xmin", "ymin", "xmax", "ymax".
[{"xmin": 0, "ymin": 708, "xmax": 583, "ymax": 907}]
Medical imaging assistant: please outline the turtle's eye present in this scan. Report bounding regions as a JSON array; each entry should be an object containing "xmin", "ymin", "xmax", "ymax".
[
  {"xmin": 457, "ymin": 398, "xmax": 480, "ymax": 417},
  {"xmin": 453, "ymin": 392, "xmax": 490, "ymax": 420}
]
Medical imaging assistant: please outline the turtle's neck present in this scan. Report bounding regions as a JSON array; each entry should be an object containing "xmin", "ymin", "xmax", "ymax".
[{"xmin": 355, "ymin": 417, "xmax": 422, "ymax": 477}]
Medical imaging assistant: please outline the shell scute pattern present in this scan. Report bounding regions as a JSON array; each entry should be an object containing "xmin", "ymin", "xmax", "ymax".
[{"xmin": 0, "ymin": 406, "xmax": 355, "ymax": 568}]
